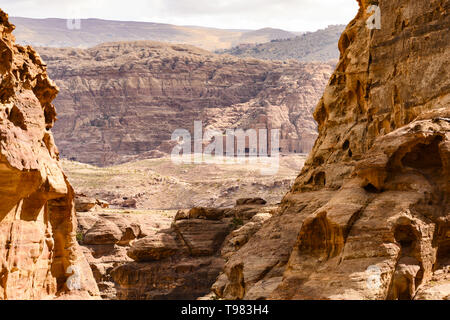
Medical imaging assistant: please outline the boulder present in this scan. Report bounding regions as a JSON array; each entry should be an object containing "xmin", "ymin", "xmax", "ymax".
[
  {"xmin": 75, "ymin": 195, "xmax": 109, "ymax": 212},
  {"xmin": 96, "ymin": 199, "xmax": 109, "ymax": 208},
  {"xmin": 127, "ymin": 233, "xmax": 179, "ymax": 262},
  {"xmin": 84, "ymin": 219, "xmax": 123, "ymax": 245},
  {"xmin": 99, "ymin": 214, "xmax": 141, "ymax": 245},
  {"xmin": 75, "ymin": 195, "xmax": 99, "ymax": 212},
  {"xmin": 174, "ymin": 210, "xmax": 189, "ymax": 221},
  {"xmin": 173, "ymin": 219, "xmax": 232, "ymax": 256}
]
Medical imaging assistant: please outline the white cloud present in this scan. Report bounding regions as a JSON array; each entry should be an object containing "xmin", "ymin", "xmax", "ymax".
[{"xmin": 1, "ymin": 0, "xmax": 359, "ymax": 31}]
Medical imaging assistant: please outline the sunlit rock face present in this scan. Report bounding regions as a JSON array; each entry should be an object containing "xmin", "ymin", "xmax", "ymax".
[
  {"xmin": 212, "ymin": 0, "xmax": 450, "ymax": 300},
  {"xmin": 0, "ymin": 10, "xmax": 99, "ymax": 300}
]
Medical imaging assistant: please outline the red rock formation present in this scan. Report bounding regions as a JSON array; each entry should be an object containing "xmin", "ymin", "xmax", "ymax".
[
  {"xmin": 37, "ymin": 43, "xmax": 334, "ymax": 166},
  {"xmin": 213, "ymin": 0, "xmax": 450, "ymax": 300},
  {"xmin": 0, "ymin": 10, "xmax": 99, "ymax": 300}
]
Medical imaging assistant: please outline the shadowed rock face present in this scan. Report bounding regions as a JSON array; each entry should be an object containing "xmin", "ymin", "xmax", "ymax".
[
  {"xmin": 213, "ymin": 0, "xmax": 450, "ymax": 300},
  {"xmin": 36, "ymin": 43, "xmax": 334, "ymax": 166},
  {"xmin": 0, "ymin": 10, "xmax": 99, "ymax": 300}
]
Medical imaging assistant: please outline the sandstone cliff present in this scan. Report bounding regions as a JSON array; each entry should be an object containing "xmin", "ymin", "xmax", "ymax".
[
  {"xmin": 212, "ymin": 0, "xmax": 450, "ymax": 300},
  {"xmin": 37, "ymin": 43, "xmax": 334, "ymax": 166},
  {"xmin": 0, "ymin": 10, "xmax": 99, "ymax": 300}
]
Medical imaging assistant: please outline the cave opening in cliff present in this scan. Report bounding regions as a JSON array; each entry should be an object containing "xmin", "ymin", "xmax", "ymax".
[
  {"xmin": 394, "ymin": 225, "xmax": 418, "ymax": 255},
  {"xmin": 363, "ymin": 183, "xmax": 379, "ymax": 193},
  {"xmin": 313, "ymin": 172, "xmax": 326, "ymax": 187},
  {"xmin": 401, "ymin": 137, "xmax": 443, "ymax": 170},
  {"xmin": 8, "ymin": 105, "xmax": 27, "ymax": 130},
  {"xmin": 342, "ymin": 140, "xmax": 350, "ymax": 151},
  {"xmin": 389, "ymin": 224, "xmax": 424, "ymax": 300},
  {"xmin": 298, "ymin": 216, "xmax": 338, "ymax": 259},
  {"xmin": 437, "ymin": 242, "xmax": 450, "ymax": 267}
]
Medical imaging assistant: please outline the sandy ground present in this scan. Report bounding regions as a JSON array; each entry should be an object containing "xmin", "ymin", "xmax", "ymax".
[{"xmin": 63, "ymin": 154, "xmax": 306, "ymax": 209}]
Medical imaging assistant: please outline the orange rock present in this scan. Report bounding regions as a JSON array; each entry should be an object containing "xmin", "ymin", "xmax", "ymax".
[
  {"xmin": 0, "ymin": 10, "xmax": 99, "ymax": 300},
  {"xmin": 213, "ymin": 0, "xmax": 450, "ymax": 300}
]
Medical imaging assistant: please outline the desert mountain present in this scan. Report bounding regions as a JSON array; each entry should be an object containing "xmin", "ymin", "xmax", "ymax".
[
  {"xmin": 212, "ymin": 0, "xmax": 450, "ymax": 300},
  {"xmin": 217, "ymin": 25, "xmax": 345, "ymax": 62},
  {"xmin": 11, "ymin": 16, "xmax": 297, "ymax": 51},
  {"xmin": 37, "ymin": 41, "xmax": 334, "ymax": 167}
]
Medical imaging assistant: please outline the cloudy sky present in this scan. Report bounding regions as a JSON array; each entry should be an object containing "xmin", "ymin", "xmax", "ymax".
[{"xmin": 1, "ymin": 0, "xmax": 359, "ymax": 31}]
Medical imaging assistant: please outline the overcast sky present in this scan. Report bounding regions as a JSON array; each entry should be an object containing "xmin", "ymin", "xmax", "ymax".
[{"xmin": 1, "ymin": 0, "xmax": 359, "ymax": 31}]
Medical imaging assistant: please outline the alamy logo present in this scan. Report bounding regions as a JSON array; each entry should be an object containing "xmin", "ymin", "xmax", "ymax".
[
  {"xmin": 66, "ymin": 6, "xmax": 81, "ymax": 30},
  {"xmin": 171, "ymin": 121, "xmax": 280, "ymax": 175},
  {"xmin": 366, "ymin": 265, "xmax": 382, "ymax": 289},
  {"xmin": 66, "ymin": 265, "xmax": 82, "ymax": 291},
  {"xmin": 366, "ymin": 5, "xmax": 381, "ymax": 30}
]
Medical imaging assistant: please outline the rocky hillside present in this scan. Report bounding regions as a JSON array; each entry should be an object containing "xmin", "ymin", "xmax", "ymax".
[
  {"xmin": 217, "ymin": 25, "xmax": 345, "ymax": 62},
  {"xmin": 0, "ymin": 10, "xmax": 98, "ymax": 299},
  {"xmin": 37, "ymin": 42, "xmax": 334, "ymax": 167},
  {"xmin": 212, "ymin": 0, "xmax": 450, "ymax": 300},
  {"xmin": 11, "ymin": 17, "xmax": 297, "ymax": 51}
]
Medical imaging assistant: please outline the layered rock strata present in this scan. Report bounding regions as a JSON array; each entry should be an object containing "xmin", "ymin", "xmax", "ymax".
[{"xmin": 212, "ymin": 0, "xmax": 450, "ymax": 300}]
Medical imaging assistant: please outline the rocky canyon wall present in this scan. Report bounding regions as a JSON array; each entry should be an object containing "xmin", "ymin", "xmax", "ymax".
[
  {"xmin": 212, "ymin": 0, "xmax": 450, "ymax": 300},
  {"xmin": 0, "ymin": 10, "xmax": 99, "ymax": 300},
  {"xmin": 37, "ymin": 43, "xmax": 334, "ymax": 166}
]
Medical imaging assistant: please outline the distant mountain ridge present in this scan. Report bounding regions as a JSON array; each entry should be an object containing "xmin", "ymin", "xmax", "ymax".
[
  {"xmin": 217, "ymin": 25, "xmax": 346, "ymax": 62},
  {"xmin": 10, "ymin": 16, "xmax": 298, "ymax": 51}
]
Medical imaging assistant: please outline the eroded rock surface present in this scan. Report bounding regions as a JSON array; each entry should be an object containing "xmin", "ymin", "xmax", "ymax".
[
  {"xmin": 0, "ymin": 10, "xmax": 99, "ymax": 300},
  {"xmin": 212, "ymin": 0, "xmax": 450, "ymax": 300},
  {"xmin": 77, "ymin": 201, "xmax": 274, "ymax": 299},
  {"xmin": 77, "ymin": 211, "xmax": 171, "ymax": 299}
]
